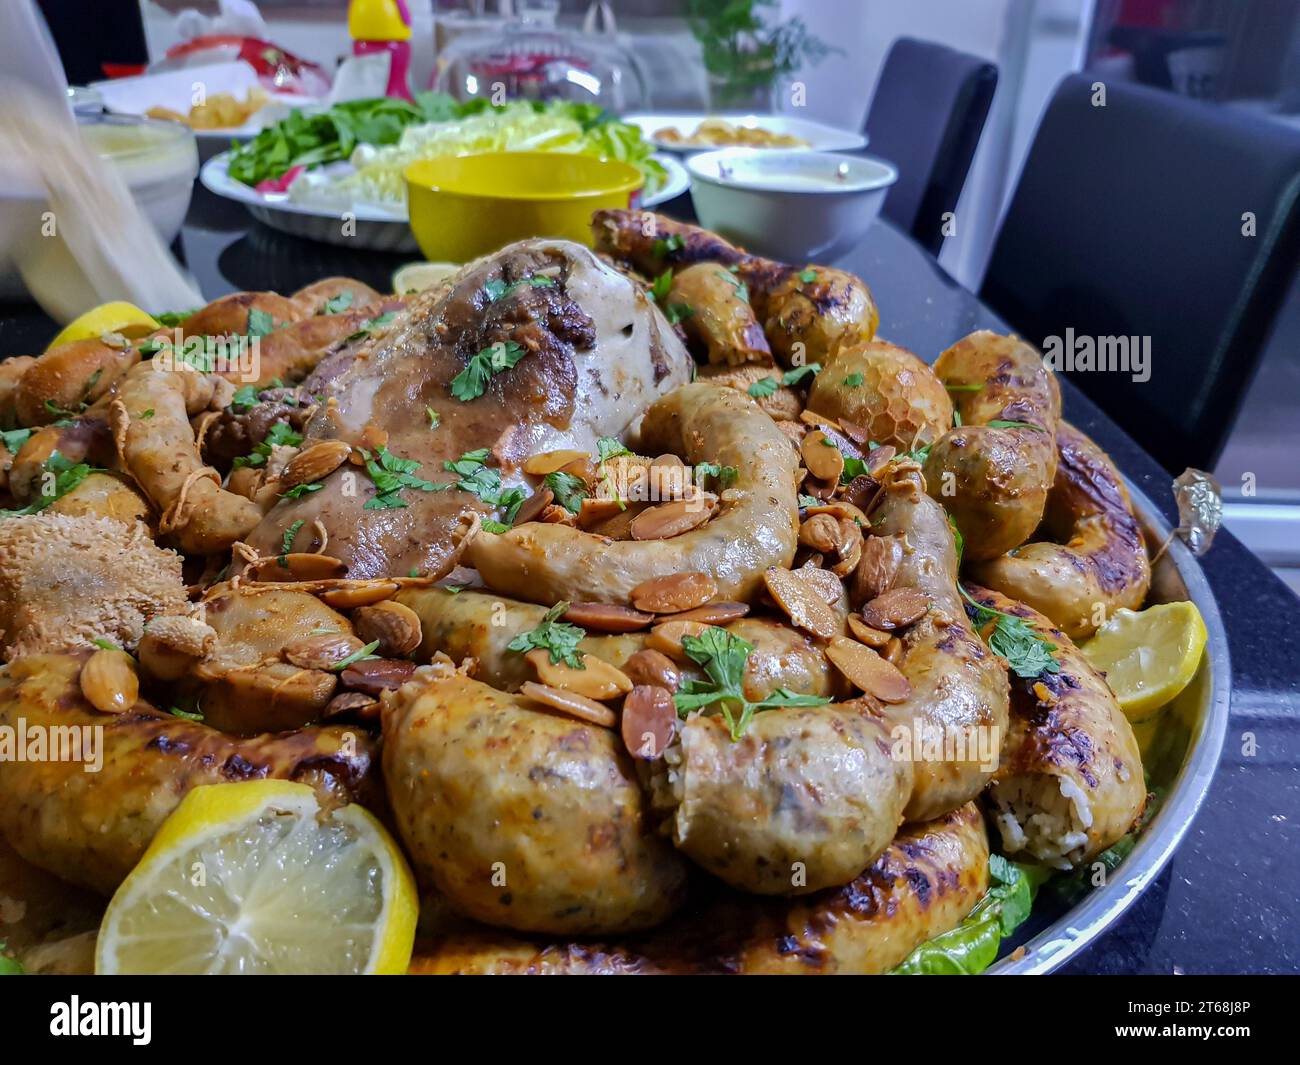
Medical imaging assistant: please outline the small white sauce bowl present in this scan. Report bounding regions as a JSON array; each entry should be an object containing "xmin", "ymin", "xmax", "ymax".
[{"xmin": 686, "ymin": 148, "xmax": 898, "ymax": 263}]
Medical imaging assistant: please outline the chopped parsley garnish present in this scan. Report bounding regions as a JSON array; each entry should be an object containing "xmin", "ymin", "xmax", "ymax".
[
  {"xmin": 652, "ymin": 233, "xmax": 684, "ymax": 257},
  {"xmin": 232, "ymin": 420, "xmax": 302, "ymax": 469},
  {"xmin": 904, "ymin": 441, "xmax": 933, "ymax": 465},
  {"xmin": 92, "ymin": 637, "xmax": 120, "ymax": 651},
  {"xmin": 843, "ymin": 373, "xmax": 865, "ymax": 387},
  {"xmin": 44, "ymin": 398, "xmax": 78, "ymax": 418},
  {"xmin": 139, "ymin": 409, "xmax": 155, "ymax": 420},
  {"xmin": 987, "ymin": 419, "xmax": 1045, "ymax": 432},
  {"xmin": 481, "ymin": 518, "xmax": 512, "ymax": 533},
  {"xmin": 425, "ymin": 406, "xmax": 440, "ymax": 429},
  {"xmin": 650, "ymin": 270, "xmax": 673, "ymax": 302},
  {"xmin": 747, "ymin": 362, "xmax": 822, "ymax": 398},
  {"xmin": 483, "ymin": 276, "xmax": 556, "ymax": 302},
  {"xmin": 944, "ymin": 382, "xmax": 983, "ymax": 392},
  {"xmin": 721, "ymin": 269, "xmax": 749, "ymax": 303},
  {"xmin": 0, "ymin": 450, "xmax": 101, "ymax": 516},
  {"xmin": 672, "ymin": 627, "xmax": 830, "ymax": 739},
  {"xmin": 954, "ymin": 410, "xmax": 962, "ymax": 427},
  {"xmin": 333, "ymin": 639, "xmax": 381, "ymax": 671},
  {"xmin": 450, "ymin": 340, "xmax": 528, "ymax": 402},
  {"xmin": 507, "ymin": 601, "xmax": 586, "ymax": 668},
  {"xmin": 362, "ymin": 445, "xmax": 436, "ymax": 510},
  {"xmin": 961, "ymin": 586, "xmax": 1061, "ymax": 679},
  {"xmin": 747, "ymin": 376, "xmax": 779, "ymax": 398},
  {"xmin": 321, "ymin": 290, "xmax": 354, "ymax": 315},
  {"xmin": 154, "ymin": 308, "xmax": 199, "ymax": 327},
  {"xmin": 694, "ymin": 462, "xmax": 738, "ymax": 489},
  {"xmin": 665, "ymin": 302, "xmax": 694, "ymax": 325},
  {"xmin": 596, "ymin": 436, "xmax": 630, "ymax": 463},
  {"xmin": 168, "ymin": 705, "xmax": 204, "ymax": 722},
  {"xmin": 0, "ymin": 428, "xmax": 31, "ymax": 454},
  {"xmin": 798, "ymin": 493, "xmax": 819, "ymax": 508},
  {"xmin": 279, "ymin": 519, "xmax": 305, "ymax": 565},
  {"xmin": 282, "ymin": 482, "xmax": 324, "ymax": 500},
  {"xmin": 435, "ymin": 449, "xmax": 526, "ymax": 519},
  {"xmin": 544, "ymin": 470, "xmax": 588, "ymax": 514},
  {"xmin": 949, "ymin": 514, "xmax": 965, "ymax": 568},
  {"xmin": 798, "ymin": 268, "xmax": 818, "ymax": 284},
  {"xmin": 230, "ymin": 384, "xmax": 260, "ymax": 412},
  {"xmin": 345, "ymin": 311, "xmax": 397, "ymax": 343},
  {"xmin": 247, "ymin": 308, "xmax": 277, "ymax": 337}
]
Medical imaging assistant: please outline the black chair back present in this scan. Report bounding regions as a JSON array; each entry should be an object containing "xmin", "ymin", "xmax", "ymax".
[
  {"xmin": 981, "ymin": 74, "xmax": 1300, "ymax": 473},
  {"xmin": 864, "ymin": 36, "xmax": 998, "ymax": 255}
]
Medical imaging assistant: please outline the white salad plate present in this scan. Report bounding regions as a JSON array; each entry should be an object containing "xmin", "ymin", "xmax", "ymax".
[
  {"xmin": 624, "ymin": 112, "xmax": 867, "ymax": 154},
  {"xmin": 200, "ymin": 151, "xmax": 690, "ymax": 253}
]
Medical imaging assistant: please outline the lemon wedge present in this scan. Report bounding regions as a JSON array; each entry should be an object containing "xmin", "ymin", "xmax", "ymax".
[
  {"xmin": 95, "ymin": 781, "xmax": 417, "ymax": 975},
  {"xmin": 392, "ymin": 261, "xmax": 460, "ymax": 295},
  {"xmin": 1081, "ymin": 602, "xmax": 1208, "ymax": 722},
  {"xmin": 47, "ymin": 301, "xmax": 161, "ymax": 350}
]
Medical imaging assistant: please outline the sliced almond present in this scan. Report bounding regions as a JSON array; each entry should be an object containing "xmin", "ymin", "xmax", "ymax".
[
  {"xmin": 646, "ymin": 619, "xmax": 711, "ymax": 662},
  {"xmin": 630, "ymin": 496, "xmax": 716, "ymax": 540},
  {"xmin": 801, "ymin": 430, "xmax": 844, "ymax": 483},
  {"xmin": 323, "ymin": 690, "xmax": 380, "ymax": 722},
  {"xmin": 583, "ymin": 501, "xmax": 648, "ymax": 539},
  {"xmin": 281, "ymin": 439, "xmax": 350, "ymax": 488},
  {"xmin": 251, "ymin": 553, "xmax": 348, "ymax": 582},
  {"xmin": 340, "ymin": 658, "xmax": 417, "ymax": 695},
  {"xmin": 796, "ymin": 563, "xmax": 845, "ymax": 606},
  {"xmin": 521, "ymin": 681, "xmax": 616, "ymax": 728},
  {"xmin": 805, "ymin": 499, "xmax": 870, "ymax": 527},
  {"xmin": 575, "ymin": 496, "xmax": 625, "ymax": 529},
  {"xmin": 353, "ymin": 600, "xmax": 422, "ymax": 657},
  {"xmin": 630, "ymin": 571, "xmax": 719, "ymax": 614},
  {"xmin": 884, "ymin": 636, "xmax": 904, "ymax": 664},
  {"xmin": 283, "ymin": 632, "xmax": 365, "ymax": 671},
  {"xmin": 825, "ymin": 636, "xmax": 912, "ymax": 703},
  {"xmin": 865, "ymin": 444, "xmax": 897, "ymax": 475},
  {"xmin": 621, "ymin": 685, "xmax": 678, "ymax": 760},
  {"xmin": 843, "ymin": 473, "xmax": 882, "ymax": 515},
  {"xmin": 79, "ymin": 648, "xmax": 138, "ymax": 714},
  {"xmin": 523, "ymin": 449, "xmax": 589, "ymax": 476},
  {"xmin": 830, "ymin": 518, "xmax": 864, "ymax": 577},
  {"xmin": 847, "ymin": 615, "xmax": 892, "ymax": 648},
  {"xmin": 658, "ymin": 601, "xmax": 749, "ymax": 626},
  {"xmin": 511, "ymin": 486, "xmax": 553, "ymax": 526},
  {"xmin": 558, "ymin": 456, "xmax": 598, "ymax": 485},
  {"xmin": 562, "ymin": 602, "xmax": 654, "ymax": 633},
  {"xmin": 851, "ymin": 533, "xmax": 904, "ymax": 607},
  {"xmin": 525, "ymin": 648, "xmax": 632, "ymax": 701},
  {"xmin": 861, "ymin": 587, "xmax": 931, "ymax": 630},
  {"xmin": 318, "ymin": 581, "xmax": 400, "ymax": 609},
  {"xmin": 802, "ymin": 474, "xmax": 838, "ymax": 501},
  {"xmin": 622, "ymin": 648, "xmax": 682, "ymax": 691},
  {"xmin": 764, "ymin": 567, "xmax": 839, "ymax": 639},
  {"xmin": 540, "ymin": 503, "xmax": 576, "ymax": 525},
  {"xmin": 799, "ymin": 513, "xmax": 841, "ymax": 554}
]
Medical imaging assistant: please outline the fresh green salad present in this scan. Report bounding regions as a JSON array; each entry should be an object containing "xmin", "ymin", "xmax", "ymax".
[{"xmin": 228, "ymin": 93, "xmax": 665, "ymax": 203}]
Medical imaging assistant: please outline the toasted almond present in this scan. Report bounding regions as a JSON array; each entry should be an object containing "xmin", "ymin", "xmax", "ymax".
[
  {"xmin": 583, "ymin": 501, "xmax": 647, "ymax": 539},
  {"xmin": 647, "ymin": 619, "xmax": 711, "ymax": 662},
  {"xmin": 318, "ymin": 581, "xmax": 400, "ymax": 609},
  {"xmin": 825, "ymin": 636, "xmax": 912, "ymax": 703},
  {"xmin": 847, "ymin": 615, "xmax": 892, "ymax": 648},
  {"xmin": 861, "ymin": 587, "xmax": 931, "ymax": 630},
  {"xmin": 510, "ymin": 486, "xmax": 553, "ymax": 526},
  {"xmin": 843, "ymin": 473, "xmax": 881, "ymax": 515},
  {"xmin": 806, "ymin": 499, "xmax": 870, "ymax": 526},
  {"xmin": 799, "ymin": 513, "xmax": 842, "ymax": 554},
  {"xmin": 830, "ymin": 518, "xmax": 864, "ymax": 577},
  {"xmin": 562, "ymin": 602, "xmax": 654, "ymax": 633},
  {"xmin": 340, "ymin": 657, "xmax": 417, "ymax": 695},
  {"xmin": 659, "ymin": 600, "xmax": 749, "ymax": 626},
  {"xmin": 630, "ymin": 572, "xmax": 719, "ymax": 614},
  {"xmin": 796, "ymin": 562, "xmax": 845, "ymax": 606},
  {"xmin": 79, "ymin": 648, "xmax": 138, "ymax": 714},
  {"xmin": 521, "ymin": 681, "xmax": 616, "ymax": 727},
  {"xmin": 281, "ymin": 439, "xmax": 350, "ymax": 488},
  {"xmin": 622, "ymin": 685, "xmax": 678, "ymax": 760},
  {"xmin": 283, "ymin": 632, "xmax": 366, "ymax": 671},
  {"xmin": 884, "ymin": 636, "xmax": 904, "ymax": 664},
  {"xmin": 251, "ymin": 553, "xmax": 348, "ymax": 582},
  {"xmin": 865, "ymin": 444, "xmax": 897, "ymax": 475},
  {"xmin": 851, "ymin": 533, "xmax": 904, "ymax": 607},
  {"xmin": 525, "ymin": 648, "xmax": 632, "ymax": 701},
  {"xmin": 630, "ymin": 496, "xmax": 716, "ymax": 540},
  {"xmin": 575, "ymin": 495, "xmax": 625, "ymax": 529},
  {"xmin": 523, "ymin": 449, "xmax": 589, "ymax": 476},
  {"xmin": 359, "ymin": 423, "xmax": 388, "ymax": 452},
  {"xmin": 540, "ymin": 503, "xmax": 576, "ymax": 525},
  {"xmin": 764, "ymin": 567, "xmax": 839, "ymax": 639},
  {"xmin": 353, "ymin": 600, "xmax": 422, "ymax": 657},
  {"xmin": 802, "ymin": 474, "xmax": 838, "ymax": 501},
  {"xmin": 622, "ymin": 648, "xmax": 682, "ymax": 691},
  {"xmin": 558, "ymin": 456, "xmax": 598, "ymax": 485},
  {"xmin": 651, "ymin": 453, "xmax": 687, "ymax": 468},
  {"xmin": 323, "ymin": 690, "xmax": 380, "ymax": 722},
  {"xmin": 837, "ymin": 418, "xmax": 872, "ymax": 445},
  {"xmin": 801, "ymin": 409, "xmax": 844, "ymax": 432},
  {"xmin": 801, "ymin": 430, "xmax": 844, "ymax": 483}
]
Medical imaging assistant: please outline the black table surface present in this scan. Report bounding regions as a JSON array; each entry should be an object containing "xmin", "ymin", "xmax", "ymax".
[{"xmin": 2, "ymin": 187, "xmax": 1297, "ymax": 974}]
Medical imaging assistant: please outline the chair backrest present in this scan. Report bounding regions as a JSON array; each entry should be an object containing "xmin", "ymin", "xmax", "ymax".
[
  {"xmin": 981, "ymin": 74, "xmax": 1300, "ymax": 473},
  {"xmin": 864, "ymin": 36, "xmax": 998, "ymax": 255}
]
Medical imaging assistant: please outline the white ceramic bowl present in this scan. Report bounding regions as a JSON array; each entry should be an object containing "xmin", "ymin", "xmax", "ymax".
[{"xmin": 686, "ymin": 148, "xmax": 897, "ymax": 263}]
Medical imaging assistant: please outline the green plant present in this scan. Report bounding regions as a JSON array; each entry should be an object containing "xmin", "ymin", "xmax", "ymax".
[{"xmin": 687, "ymin": 0, "xmax": 838, "ymax": 107}]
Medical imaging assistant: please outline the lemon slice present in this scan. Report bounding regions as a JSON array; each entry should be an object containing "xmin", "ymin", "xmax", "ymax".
[
  {"xmin": 1081, "ymin": 602, "xmax": 1208, "ymax": 722},
  {"xmin": 47, "ymin": 301, "xmax": 161, "ymax": 350},
  {"xmin": 392, "ymin": 261, "xmax": 460, "ymax": 295},
  {"xmin": 95, "ymin": 781, "xmax": 417, "ymax": 975}
]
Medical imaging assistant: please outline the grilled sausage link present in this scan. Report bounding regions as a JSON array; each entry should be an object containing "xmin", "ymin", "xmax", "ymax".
[
  {"xmin": 468, "ymin": 384, "xmax": 799, "ymax": 605},
  {"xmin": 870, "ymin": 463, "xmax": 1010, "ymax": 823},
  {"xmin": 969, "ymin": 422, "xmax": 1151, "ymax": 640},
  {"xmin": 965, "ymin": 585, "xmax": 1146, "ymax": 868},
  {"xmin": 0, "ymin": 654, "xmax": 378, "ymax": 895},
  {"xmin": 409, "ymin": 803, "xmax": 989, "ymax": 974},
  {"xmin": 923, "ymin": 331, "xmax": 1061, "ymax": 560}
]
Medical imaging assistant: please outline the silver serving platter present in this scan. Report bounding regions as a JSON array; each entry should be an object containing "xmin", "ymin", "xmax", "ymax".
[{"xmin": 989, "ymin": 474, "xmax": 1230, "ymax": 974}]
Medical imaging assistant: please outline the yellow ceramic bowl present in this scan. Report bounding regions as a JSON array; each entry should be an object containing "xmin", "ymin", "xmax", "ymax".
[{"xmin": 404, "ymin": 152, "xmax": 644, "ymax": 263}]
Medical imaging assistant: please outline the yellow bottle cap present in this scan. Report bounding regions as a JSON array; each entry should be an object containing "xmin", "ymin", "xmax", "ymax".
[{"xmin": 349, "ymin": 0, "xmax": 411, "ymax": 42}]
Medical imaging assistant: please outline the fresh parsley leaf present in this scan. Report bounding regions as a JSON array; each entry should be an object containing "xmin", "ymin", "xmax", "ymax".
[
  {"xmin": 0, "ymin": 450, "xmax": 100, "ymax": 517},
  {"xmin": 596, "ymin": 437, "xmax": 630, "ymax": 463},
  {"xmin": 484, "ymin": 276, "xmax": 556, "ymax": 302},
  {"xmin": 436, "ymin": 449, "xmax": 525, "ymax": 519},
  {"xmin": 665, "ymin": 302, "xmax": 693, "ymax": 325},
  {"xmin": 545, "ymin": 470, "xmax": 588, "ymax": 514},
  {"xmin": 694, "ymin": 461, "xmax": 738, "ymax": 489},
  {"xmin": 798, "ymin": 493, "xmax": 819, "ymax": 508},
  {"xmin": 345, "ymin": 311, "xmax": 397, "ymax": 343},
  {"xmin": 481, "ymin": 518, "xmax": 512, "ymax": 533},
  {"xmin": 321, "ymin": 290, "xmax": 354, "ymax": 315},
  {"xmin": 232, "ymin": 420, "xmax": 302, "ymax": 469},
  {"xmin": 92, "ymin": 637, "xmax": 120, "ymax": 651},
  {"xmin": 247, "ymin": 308, "xmax": 276, "ymax": 338},
  {"xmin": 425, "ymin": 406, "xmax": 440, "ymax": 429},
  {"xmin": 168, "ymin": 705, "xmax": 204, "ymax": 722},
  {"xmin": 282, "ymin": 482, "xmax": 324, "ymax": 500},
  {"xmin": 949, "ymin": 514, "xmax": 965, "ymax": 568},
  {"xmin": 652, "ymin": 233, "xmax": 684, "ymax": 257},
  {"xmin": 154, "ymin": 308, "xmax": 198, "ymax": 327},
  {"xmin": 279, "ymin": 519, "xmax": 305, "ymax": 565},
  {"xmin": 748, "ymin": 376, "xmax": 779, "ymax": 399},
  {"xmin": 986, "ymin": 420, "xmax": 1045, "ymax": 432},
  {"xmin": 0, "ymin": 942, "xmax": 25, "ymax": 975},
  {"xmin": 944, "ymin": 382, "xmax": 983, "ymax": 392},
  {"xmin": 953, "ymin": 410, "xmax": 962, "ymax": 427},
  {"xmin": 507, "ymin": 602, "xmax": 586, "ymax": 668},
  {"xmin": 333, "ymin": 639, "xmax": 381, "ymax": 671},
  {"xmin": 450, "ymin": 340, "xmax": 528, "ymax": 402},
  {"xmin": 904, "ymin": 441, "xmax": 933, "ymax": 465},
  {"xmin": 650, "ymin": 270, "xmax": 673, "ymax": 302},
  {"xmin": 230, "ymin": 384, "xmax": 260, "ymax": 412},
  {"xmin": 781, "ymin": 363, "xmax": 821, "ymax": 386},
  {"xmin": 798, "ymin": 268, "xmax": 818, "ymax": 284},
  {"xmin": 363, "ymin": 445, "xmax": 436, "ymax": 509},
  {"xmin": 0, "ymin": 428, "xmax": 31, "ymax": 454},
  {"xmin": 720, "ymin": 269, "xmax": 749, "ymax": 303},
  {"xmin": 44, "ymin": 399, "xmax": 77, "ymax": 418},
  {"xmin": 961, "ymin": 586, "xmax": 1061, "ymax": 679},
  {"xmin": 843, "ymin": 373, "xmax": 865, "ymax": 387}
]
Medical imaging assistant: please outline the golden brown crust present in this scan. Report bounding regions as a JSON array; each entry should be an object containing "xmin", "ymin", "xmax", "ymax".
[{"xmin": 13, "ymin": 339, "xmax": 138, "ymax": 427}]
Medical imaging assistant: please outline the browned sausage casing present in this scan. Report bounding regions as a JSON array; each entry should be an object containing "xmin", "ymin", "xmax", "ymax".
[
  {"xmin": 969, "ymin": 422, "xmax": 1151, "ymax": 640},
  {"xmin": 923, "ymin": 331, "xmax": 1061, "ymax": 560}
]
